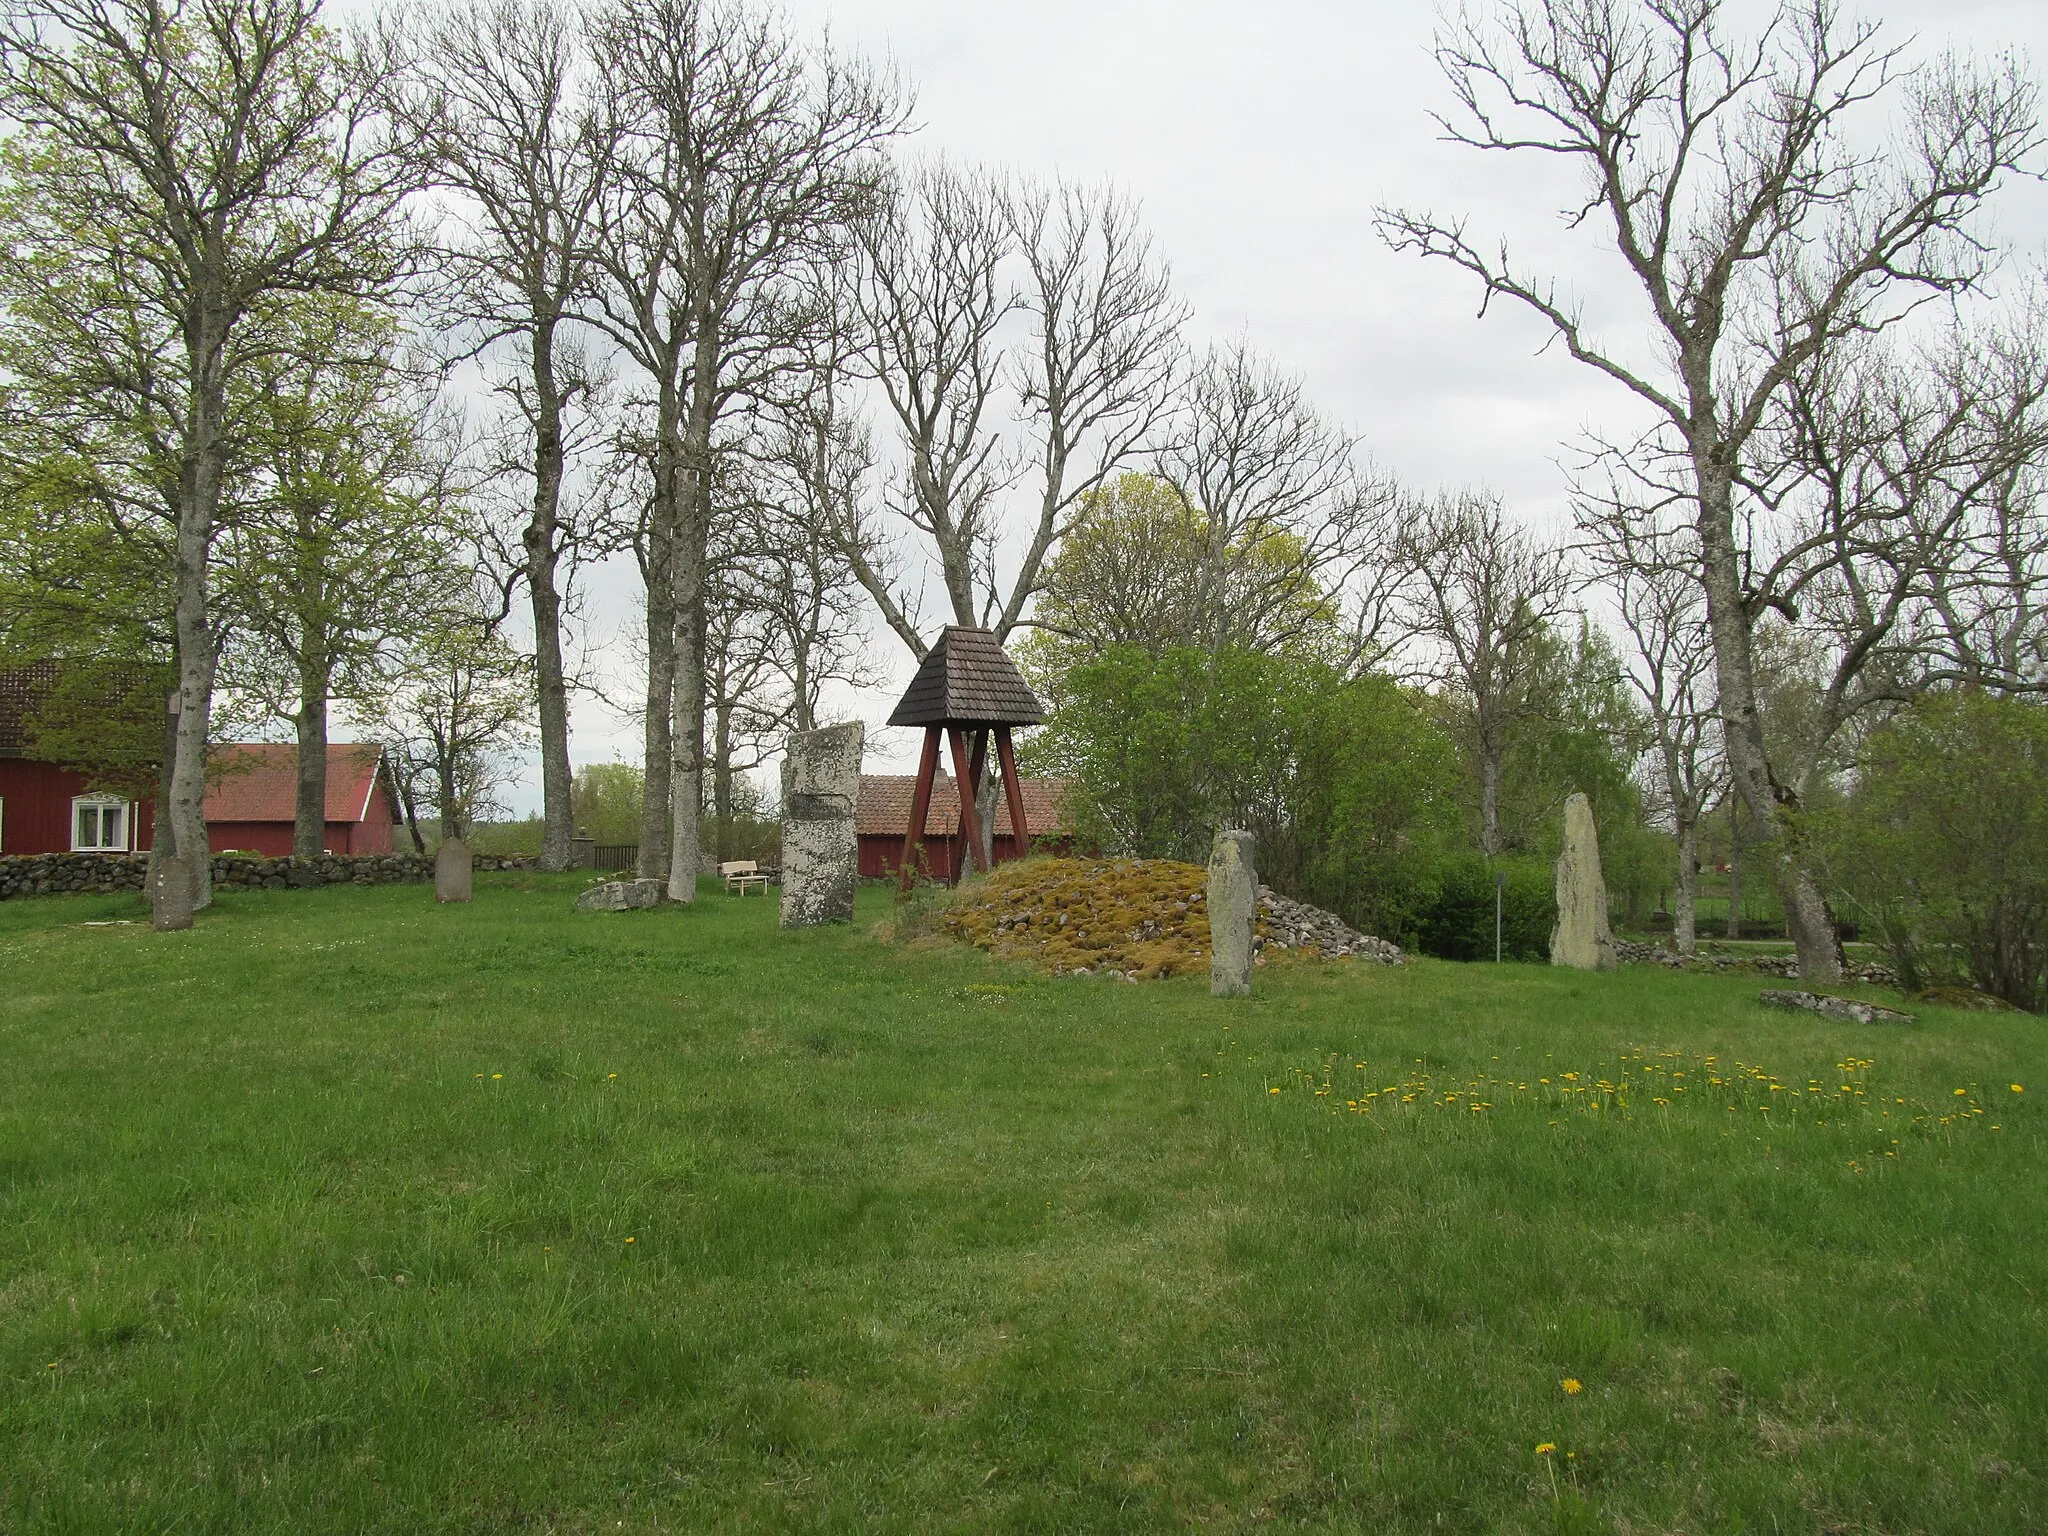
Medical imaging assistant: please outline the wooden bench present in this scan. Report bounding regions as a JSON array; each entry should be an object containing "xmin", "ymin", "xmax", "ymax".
[{"xmin": 720, "ymin": 859, "xmax": 771, "ymax": 896}]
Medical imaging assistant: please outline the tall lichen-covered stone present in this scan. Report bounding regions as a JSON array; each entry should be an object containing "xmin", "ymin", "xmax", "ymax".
[
  {"xmin": 1207, "ymin": 830, "xmax": 1256, "ymax": 997},
  {"xmin": 151, "ymin": 854, "xmax": 195, "ymax": 932},
  {"xmin": 780, "ymin": 722, "xmax": 863, "ymax": 928},
  {"xmin": 1551, "ymin": 792, "xmax": 1617, "ymax": 970},
  {"xmin": 435, "ymin": 837, "xmax": 473, "ymax": 904}
]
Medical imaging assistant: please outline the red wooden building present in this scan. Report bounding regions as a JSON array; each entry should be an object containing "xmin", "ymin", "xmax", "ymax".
[
  {"xmin": 1, "ymin": 664, "xmax": 401, "ymax": 856},
  {"xmin": 0, "ymin": 662, "xmax": 152, "ymax": 856},
  {"xmin": 202, "ymin": 743, "xmax": 402, "ymax": 856},
  {"xmin": 854, "ymin": 773, "xmax": 1072, "ymax": 881}
]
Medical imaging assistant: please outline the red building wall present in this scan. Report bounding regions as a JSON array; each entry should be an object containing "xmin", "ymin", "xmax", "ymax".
[
  {"xmin": 2, "ymin": 750, "xmax": 398, "ymax": 859},
  {"xmin": 858, "ymin": 832, "xmax": 1034, "ymax": 881},
  {"xmin": 0, "ymin": 760, "xmax": 148, "ymax": 856}
]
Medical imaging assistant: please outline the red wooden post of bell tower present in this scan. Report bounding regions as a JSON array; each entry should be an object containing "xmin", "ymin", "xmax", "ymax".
[{"xmin": 888, "ymin": 626, "xmax": 1044, "ymax": 896}]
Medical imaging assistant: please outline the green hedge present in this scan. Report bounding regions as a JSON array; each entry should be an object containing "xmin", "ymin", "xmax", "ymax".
[{"xmin": 1409, "ymin": 854, "xmax": 1555, "ymax": 962}]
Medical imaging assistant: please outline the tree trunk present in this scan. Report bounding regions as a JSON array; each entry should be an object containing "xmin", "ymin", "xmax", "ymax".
[
  {"xmin": 637, "ymin": 524, "xmax": 676, "ymax": 883},
  {"xmin": 976, "ymin": 752, "xmax": 998, "ymax": 869},
  {"xmin": 712, "ymin": 692, "xmax": 742, "ymax": 862},
  {"xmin": 665, "ymin": 328, "xmax": 720, "ymax": 905},
  {"xmin": 1693, "ymin": 455, "xmax": 1842, "ymax": 980},
  {"xmin": 666, "ymin": 571, "xmax": 706, "ymax": 902},
  {"xmin": 1727, "ymin": 806, "xmax": 1743, "ymax": 941},
  {"xmin": 164, "ymin": 340, "xmax": 227, "ymax": 917},
  {"xmin": 1674, "ymin": 815, "xmax": 1698, "ymax": 956},
  {"xmin": 148, "ymin": 668, "xmax": 179, "ymax": 892},
  {"xmin": 394, "ymin": 756, "xmax": 427, "ymax": 855},
  {"xmin": 1477, "ymin": 737, "xmax": 1503, "ymax": 858},
  {"xmin": 292, "ymin": 665, "xmax": 329, "ymax": 859},
  {"xmin": 527, "ymin": 322, "xmax": 575, "ymax": 874},
  {"xmin": 437, "ymin": 742, "xmax": 460, "ymax": 842}
]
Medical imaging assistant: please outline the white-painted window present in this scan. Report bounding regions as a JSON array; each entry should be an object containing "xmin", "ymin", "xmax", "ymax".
[{"xmin": 71, "ymin": 797, "xmax": 130, "ymax": 852}]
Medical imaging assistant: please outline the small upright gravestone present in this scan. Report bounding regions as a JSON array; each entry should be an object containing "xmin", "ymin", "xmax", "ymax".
[
  {"xmin": 434, "ymin": 837, "xmax": 473, "ymax": 905},
  {"xmin": 1207, "ymin": 829, "xmax": 1257, "ymax": 998},
  {"xmin": 151, "ymin": 854, "xmax": 195, "ymax": 932},
  {"xmin": 1550, "ymin": 792, "xmax": 1616, "ymax": 970},
  {"xmin": 780, "ymin": 721, "xmax": 863, "ymax": 927}
]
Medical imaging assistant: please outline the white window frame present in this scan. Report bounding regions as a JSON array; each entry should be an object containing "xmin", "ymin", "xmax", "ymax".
[{"xmin": 71, "ymin": 795, "xmax": 133, "ymax": 853}]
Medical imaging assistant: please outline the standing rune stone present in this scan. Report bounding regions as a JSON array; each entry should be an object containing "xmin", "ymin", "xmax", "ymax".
[
  {"xmin": 151, "ymin": 854, "xmax": 195, "ymax": 932},
  {"xmin": 1208, "ymin": 829, "xmax": 1257, "ymax": 997},
  {"xmin": 780, "ymin": 722, "xmax": 863, "ymax": 928},
  {"xmin": 435, "ymin": 836, "xmax": 474, "ymax": 905},
  {"xmin": 1550, "ymin": 792, "xmax": 1617, "ymax": 970}
]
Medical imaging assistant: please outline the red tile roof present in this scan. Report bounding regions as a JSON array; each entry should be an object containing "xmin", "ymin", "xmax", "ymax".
[
  {"xmin": 0, "ymin": 661, "xmax": 63, "ymax": 757},
  {"xmin": 855, "ymin": 773, "xmax": 1073, "ymax": 839},
  {"xmin": 205, "ymin": 743, "xmax": 392, "ymax": 824}
]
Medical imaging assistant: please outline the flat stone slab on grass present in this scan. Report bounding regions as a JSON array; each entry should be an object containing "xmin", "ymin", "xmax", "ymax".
[
  {"xmin": 1760, "ymin": 989, "xmax": 1916, "ymax": 1026},
  {"xmin": 575, "ymin": 879, "xmax": 664, "ymax": 913}
]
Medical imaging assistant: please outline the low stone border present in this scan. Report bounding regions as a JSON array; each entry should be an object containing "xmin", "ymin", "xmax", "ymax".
[
  {"xmin": 1614, "ymin": 937, "xmax": 1898, "ymax": 989},
  {"xmin": 0, "ymin": 850, "xmax": 536, "ymax": 900},
  {"xmin": 1759, "ymin": 989, "xmax": 1917, "ymax": 1026}
]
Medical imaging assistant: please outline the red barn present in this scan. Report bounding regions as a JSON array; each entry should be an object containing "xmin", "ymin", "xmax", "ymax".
[
  {"xmin": 0, "ymin": 661, "xmax": 153, "ymax": 856},
  {"xmin": 854, "ymin": 773, "xmax": 1073, "ymax": 881},
  {"xmin": 203, "ymin": 743, "xmax": 403, "ymax": 856},
  {"xmin": 1, "ymin": 664, "xmax": 402, "ymax": 857}
]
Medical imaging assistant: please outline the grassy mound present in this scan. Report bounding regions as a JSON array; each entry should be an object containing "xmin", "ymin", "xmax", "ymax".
[{"xmin": 942, "ymin": 856, "xmax": 1246, "ymax": 979}]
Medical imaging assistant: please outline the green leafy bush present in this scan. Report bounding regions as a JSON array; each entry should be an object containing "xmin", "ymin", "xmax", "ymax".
[
  {"xmin": 1411, "ymin": 853, "xmax": 1556, "ymax": 962},
  {"xmin": 1827, "ymin": 693, "xmax": 2048, "ymax": 1010},
  {"xmin": 1027, "ymin": 645, "xmax": 1464, "ymax": 945}
]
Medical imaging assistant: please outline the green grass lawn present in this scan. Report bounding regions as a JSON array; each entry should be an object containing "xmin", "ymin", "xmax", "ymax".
[{"xmin": 2, "ymin": 874, "xmax": 2042, "ymax": 1533}]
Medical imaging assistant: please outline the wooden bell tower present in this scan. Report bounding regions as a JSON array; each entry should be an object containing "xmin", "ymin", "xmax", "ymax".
[{"xmin": 886, "ymin": 626, "xmax": 1045, "ymax": 894}]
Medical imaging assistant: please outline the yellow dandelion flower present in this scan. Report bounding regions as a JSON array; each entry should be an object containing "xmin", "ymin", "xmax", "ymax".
[
  {"xmin": 625, "ymin": 1237, "xmax": 635, "ymax": 1244},
  {"xmin": 1956, "ymin": 1088, "xmax": 1967, "ymax": 1096},
  {"xmin": 1561, "ymin": 1378, "xmax": 1583, "ymax": 1396},
  {"xmin": 2011, "ymin": 1084, "xmax": 2024, "ymax": 1093},
  {"xmin": 1535, "ymin": 1443, "xmax": 1557, "ymax": 1455},
  {"xmin": 492, "ymin": 1073, "xmax": 503, "ymax": 1080}
]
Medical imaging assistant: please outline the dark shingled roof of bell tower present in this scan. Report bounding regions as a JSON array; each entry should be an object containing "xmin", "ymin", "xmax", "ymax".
[{"xmin": 886, "ymin": 626, "xmax": 1044, "ymax": 728}]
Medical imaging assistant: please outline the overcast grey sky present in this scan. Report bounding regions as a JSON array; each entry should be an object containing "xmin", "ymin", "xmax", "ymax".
[{"xmin": 515, "ymin": 0, "xmax": 2048, "ymax": 809}]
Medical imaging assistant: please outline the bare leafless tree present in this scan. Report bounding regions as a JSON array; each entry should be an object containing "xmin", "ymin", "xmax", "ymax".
[
  {"xmin": 752, "ymin": 383, "xmax": 881, "ymax": 729},
  {"xmin": 591, "ymin": 0, "xmax": 900, "ymax": 899},
  {"xmin": 1393, "ymin": 491, "xmax": 1572, "ymax": 858},
  {"xmin": 1377, "ymin": 0, "xmax": 2043, "ymax": 979},
  {"xmin": 840, "ymin": 160, "xmax": 1015, "ymax": 649},
  {"xmin": 386, "ymin": 0, "xmax": 612, "ymax": 873},
  {"xmin": 1764, "ymin": 310, "xmax": 2048, "ymax": 724},
  {"xmin": 995, "ymin": 179, "xmax": 1185, "ymax": 637},
  {"xmin": 0, "ymin": 0, "xmax": 421, "ymax": 914},
  {"xmin": 1577, "ymin": 491, "xmax": 1723, "ymax": 952},
  {"xmin": 1155, "ymin": 341, "xmax": 1404, "ymax": 666},
  {"xmin": 842, "ymin": 162, "xmax": 1185, "ymax": 654}
]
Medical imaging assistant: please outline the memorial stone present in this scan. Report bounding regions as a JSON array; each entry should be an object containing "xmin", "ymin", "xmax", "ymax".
[
  {"xmin": 1550, "ymin": 792, "xmax": 1617, "ymax": 970},
  {"xmin": 435, "ymin": 837, "xmax": 473, "ymax": 904},
  {"xmin": 780, "ymin": 722, "xmax": 863, "ymax": 927},
  {"xmin": 1208, "ymin": 829, "xmax": 1257, "ymax": 997},
  {"xmin": 151, "ymin": 854, "xmax": 195, "ymax": 932}
]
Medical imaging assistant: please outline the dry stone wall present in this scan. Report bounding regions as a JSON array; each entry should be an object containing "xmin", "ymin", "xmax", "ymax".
[{"xmin": 0, "ymin": 850, "xmax": 534, "ymax": 900}]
